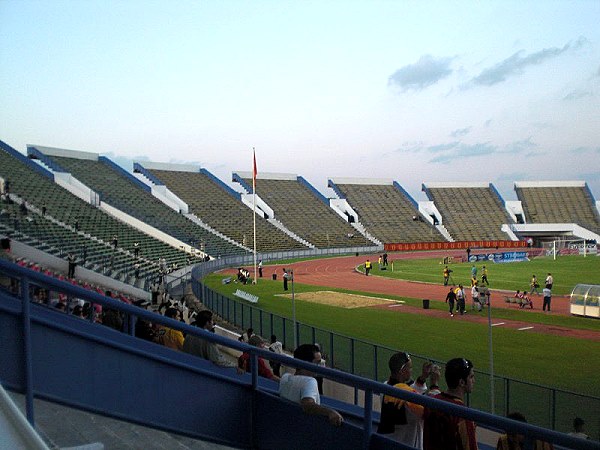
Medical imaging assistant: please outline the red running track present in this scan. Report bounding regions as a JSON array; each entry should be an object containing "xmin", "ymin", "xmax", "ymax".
[{"xmin": 238, "ymin": 250, "xmax": 599, "ymax": 341}]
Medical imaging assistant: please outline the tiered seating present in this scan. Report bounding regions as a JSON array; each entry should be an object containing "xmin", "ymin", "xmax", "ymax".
[
  {"xmin": 239, "ymin": 176, "xmax": 360, "ymax": 248},
  {"xmin": 331, "ymin": 181, "xmax": 443, "ymax": 243},
  {"xmin": 38, "ymin": 153, "xmax": 242, "ymax": 257},
  {"xmin": 0, "ymin": 141, "xmax": 191, "ymax": 283},
  {"xmin": 424, "ymin": 184, "xmax": 513, "ymax": 240},
  {"xmin": 145, "ymin": 168, "xmax": 307, "ymax": 253},
  {"xmin": 515, "ymin": 182, "xmax": 600, "ymax": 233}
]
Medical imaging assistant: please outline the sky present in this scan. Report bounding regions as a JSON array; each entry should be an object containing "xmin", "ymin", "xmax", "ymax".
[{"xmin": 1, "ymin": 1, "xmax": 599, "ymax": 202}]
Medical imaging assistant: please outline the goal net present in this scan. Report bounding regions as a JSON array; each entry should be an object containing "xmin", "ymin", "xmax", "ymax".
[{"xmin": 541, "ymin": 239, "xmax": 598, "ymax": 259}]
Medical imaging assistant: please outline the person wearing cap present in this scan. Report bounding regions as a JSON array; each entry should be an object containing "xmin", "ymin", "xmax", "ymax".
[
  {"xmin": 423, "ymin": 357, "xmax": 478, "ymax": 450},
  {"xmin": 238, "ymin": 335, "xmax": 280, "ymax": 381},
  {"xmin": 279, "ymin": 344, "xmax": 343, "ymax": 427},
  {"xmin": 377, "ymin": 352, "xmax": 440, "ymax": 448}
]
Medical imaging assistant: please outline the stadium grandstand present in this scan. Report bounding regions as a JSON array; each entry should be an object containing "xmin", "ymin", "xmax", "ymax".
[
  {"xmin": 515, "ymin": 181, "xmax": 600, "ymax": 235},
  {"xmin": 135, "ymin": 162, "xmax": 310, "ymax": 253},
  {"xmin": 0, "ymin": 141, "xmax": 195, "ymax": 287},
  {"xmin": 422, "ymin": 182, "xmax": 516, "ymax": 241},
  {"xmin": 233, "ymin": 172, "xmax": 374, "ymax": 248},
  {"xmin": 328, "ymin": 178, "xmax": 445, "ymax": 243},
  {"xmin": 27, "ymin": 145, "xmax": 243, "ymax": 258}
]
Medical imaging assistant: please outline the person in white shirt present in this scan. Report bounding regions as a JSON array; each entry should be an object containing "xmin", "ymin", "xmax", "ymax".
[
  {"xmin": 268, "ymin": 334, "xmax": 284, "ymax": 377},
  {"xmin": 545, "ymin": 273, "xmax": 553, "ymax": 289},
  {"xmin": 279, "ymin": 344, "xmax": 343, "ymax": 426}
]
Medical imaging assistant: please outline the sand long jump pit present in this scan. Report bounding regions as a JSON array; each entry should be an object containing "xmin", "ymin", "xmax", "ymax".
[{"xmin": 276, "ymin": 291, "xmax": 403, "ymax": 308}]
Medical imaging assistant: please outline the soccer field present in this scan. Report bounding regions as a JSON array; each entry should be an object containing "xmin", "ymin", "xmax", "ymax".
[
  {"xmin": 366, "ymin": 254, "xmax": 600, "ymax": 295},
  {"xmin": 204, "ymin": 254, "xmax": 600, "ymax": 397}
]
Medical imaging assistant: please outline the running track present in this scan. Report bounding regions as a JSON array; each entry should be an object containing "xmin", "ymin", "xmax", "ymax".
[{"xmin": 245, "ymin": 250, "xmax": 600, "ymax": 342}]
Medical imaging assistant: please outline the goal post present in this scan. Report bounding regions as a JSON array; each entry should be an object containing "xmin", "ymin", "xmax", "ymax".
[{"xmin": 541, "ymin": 238, "xmax": 597, "ymax": 260}]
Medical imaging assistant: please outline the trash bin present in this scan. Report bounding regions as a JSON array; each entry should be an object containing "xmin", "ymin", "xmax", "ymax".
[
  {"xmin": 272, "ymin": 273, "xmax": 277, "ymax": 281},
  {"xmin": 422, "ymin": 299, "xmax": 430, "ymax": 309}
]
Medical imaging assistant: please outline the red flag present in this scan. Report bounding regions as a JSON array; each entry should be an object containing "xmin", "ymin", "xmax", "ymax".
[{"xmin": 252, "ymin": 148, "xmax": 257, "ymax": 184}]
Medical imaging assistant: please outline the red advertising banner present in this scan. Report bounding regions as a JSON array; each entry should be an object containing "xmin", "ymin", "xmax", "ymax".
[{"xmin": 384, "ymin": 240, "xmax": 527, "ymax": 252}]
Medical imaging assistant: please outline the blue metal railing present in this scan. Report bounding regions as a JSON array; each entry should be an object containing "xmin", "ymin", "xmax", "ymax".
[
  {"xmin": 191, "ymin": 258, "xmax": 600, "ymax": 442},
  {"xmin": 1, "ymin": 259, "xmax": 596, "ymax": 449}
]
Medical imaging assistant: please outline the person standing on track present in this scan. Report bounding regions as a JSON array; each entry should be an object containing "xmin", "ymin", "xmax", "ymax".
[
  {"xmin": 445, "ymin": 287, "xmax": 457, "ymax": 317},
  {"xmin": 481, "ymin": 265, "xmax": 489, "ymax": 286},
  {"xmin": 530, "ymin": 274, "xmax": 540, "ymax": 295},
  {"xmin": 365, "ymin": 259, "xmax": 372, "ymax": 276}
]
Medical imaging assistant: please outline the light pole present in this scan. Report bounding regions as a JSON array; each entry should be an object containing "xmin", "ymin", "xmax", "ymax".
[
  {"xmin": 290, "ymin": 269, "xmax": 297, "ymax": 348},
  {"xmin": 487, "ymin": 290, "xmax": 495, "ymax": 414}
]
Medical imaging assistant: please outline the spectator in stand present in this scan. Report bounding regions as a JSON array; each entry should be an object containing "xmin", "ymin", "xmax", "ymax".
[
  {"xmin": 71, "ymin": 305, "xmax": 84, "ymax": 318},
  {"xmin": 423, "ymin": 358, "xmax": 478, "ymax": 450},
  {"xmin": 268, "ymin": 334, "xmax": 284, "ymax": 377},
  {"xmin": 314, "ymin": 343, "xmax": 327, "ymax": 395},
  {"xmin": 279, "ymin": 344, "xmax": 343, "ymax": 427},
  {"xmin": 102, "ymin": 291, "xmax": 123, "ymax": 331},
  {"xmin": 568, "ymin": 417, "xmax": 589, "ymax": 440},
  {"xmin": 238, "ymin": 327, "xmax": 254, "ymax": 343},
  {"xmin": 238, "ymin": 335, "xmax": 280, "ymax": 381},
  {"xmin": 377, "ymin": 352, "xmax": 441, "ymax": 448},
  {"xmin": 155, "ymin": 307, "xmax": 184, "ymax": 350},
  {"xmin": 182, "ymin": 310, "xmax": 236, "ymax": 368},
  {"xmin": 496, "ymin": 412, "xmax": 554, "ymax": 450},
  {"xmin": 67, "ymin": 252, "xmax": 76, "ymax": 278},
  {"xmin": 133, "ymin": 300, "xmax": 155, "ymax": 342}
]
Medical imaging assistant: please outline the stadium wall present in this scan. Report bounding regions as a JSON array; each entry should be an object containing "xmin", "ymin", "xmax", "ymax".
[{"xmin": 384, "ymin": 240, "xmax": 527, "ymax": 252}]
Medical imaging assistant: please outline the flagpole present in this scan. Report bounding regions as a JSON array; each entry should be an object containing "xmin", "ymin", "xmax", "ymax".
[{"xmin": 252, "ymin": 148, "xmax": 257, "ymax": 284}]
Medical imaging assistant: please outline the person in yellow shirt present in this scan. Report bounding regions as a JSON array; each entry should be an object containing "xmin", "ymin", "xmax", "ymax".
[
  {"xmin": 156, "ymin": 307, "xmax": 184, "ymax": 351},
  {"xmin": 378, "ymin": 352, "xmax": 440, "ymax": 448},
  {"xmin": 496, "ymin": 412, "xmax": 554, "ymax": 450},
  {"xmin": 481, "ymin": 266, "xmax": 489, "ymax": 286},
  {"xmin": 365, "ymin": 259, "xmax": 372, "ymax": 276}
]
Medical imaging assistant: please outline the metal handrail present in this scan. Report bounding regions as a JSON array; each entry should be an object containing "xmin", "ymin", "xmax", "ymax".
[{"xmin": 0, "ymin": 259, "xmax": 596, "ymax": 450}]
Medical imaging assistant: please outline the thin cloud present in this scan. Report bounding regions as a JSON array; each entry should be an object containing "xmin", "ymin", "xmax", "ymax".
[
  {"xmin": 524, "ymin": 150, "xmax": 547, "ymax": 158},
  {"xmin": 429, "ymin": 142, "xmax": 496, "ymax": 163},
  {"xmin": 502, "ymin": 138, "xmax": 537, "ymax": 154},
  {"xmin": 469, "ymin": 37, "xmax": 587, "ymax": 87},
  {"xmin": 450, "ymin": 127, "xmax": 472, "ymax": 138},
  {"xmin": 396, "ymin": 141, "xmax": 426, "ymax": 153},
  {"xmin": 563, "ymin": 90, "xmax": 593, "ymax": 101},
  {"xmin": 425, "ymin": 138, "xmax": 535, "ymax": 163},
  {"xmin": 389, "ymin": 55, "xmax": 453, "ymax": 91},
  {"xmin": 428, "ymin": 142, "xmax": 459, "ymax": 153},
  {"xmin": 570, "ymin": 146, "xmax": 600, "ymax": 154}
]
